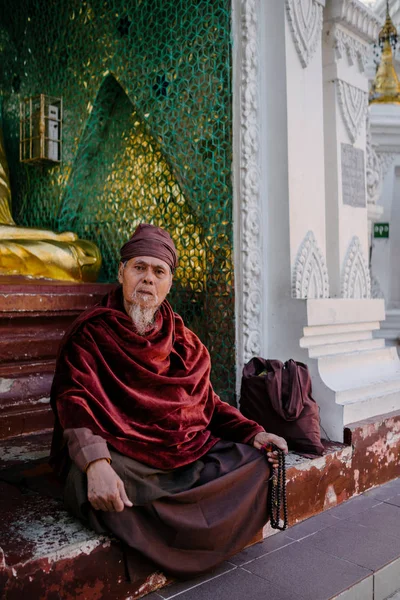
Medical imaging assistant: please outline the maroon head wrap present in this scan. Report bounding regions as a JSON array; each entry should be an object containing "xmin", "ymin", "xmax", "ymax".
[{"xmin": 120, "ymin": 223, "xmax": 179, "ymax": 272}]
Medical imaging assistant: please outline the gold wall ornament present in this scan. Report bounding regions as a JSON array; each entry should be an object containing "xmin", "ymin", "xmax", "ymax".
[
  {"xmin": 0, "ymin": 127, "xmax": 101, "ymax": 282},
  {"xmin": 369, "ymin": 2, "xmax": 400, "ymax": 105},
  {"xmin": 20, "ymin": 95, "xmax": 63, "ymax": 164}
]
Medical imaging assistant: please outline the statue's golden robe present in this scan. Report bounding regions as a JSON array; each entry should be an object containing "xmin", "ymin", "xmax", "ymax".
[{"xmin": 0, "ymin": 128, "xmax": 101, "ymax": 282}]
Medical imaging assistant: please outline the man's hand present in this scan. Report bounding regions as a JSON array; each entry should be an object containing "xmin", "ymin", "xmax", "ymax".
[
  {"xmin": 86, "ymin": 459, "xmax": 133, "ymax": 512},
  {"xmin": 253, "ymin": 432, "xmax": 288, "ymax": 469}
]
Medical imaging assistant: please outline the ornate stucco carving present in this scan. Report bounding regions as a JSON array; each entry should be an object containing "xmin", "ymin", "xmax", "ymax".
[
  {"xmin": 337, "ymin": 80, "xmax": 368, "ymax": 144},
  {"xmin": 333, "ymin": 27, "xmax": 369, "ymax": 72},
  {"xmin": 366, "ymin": 118, "xmax": 382, "ymax": 206},
  {"xmin": 324, "ymin": 0, "xmax": 381, "ymax": 44},
  {"xmin": 341, "ymin": 236, "xmax": 371, "ymax": 299},
  {"xmin": 285, "ymin": 0, "xmax": 324, "ymax": 68},
  {"xmin": 378, "ymin": 151, "xmax": 396, "ymax": 179},
  {"xmin": 240, "ymin": 0, "xmax": 262, "ymax": 363},
  {"xmin": 371, "ymin": 272, "xmax": 385, "ymax": 300},
  {"xmin": 292, "ymin": 231, "xmax": 329, "ymax": 299}
]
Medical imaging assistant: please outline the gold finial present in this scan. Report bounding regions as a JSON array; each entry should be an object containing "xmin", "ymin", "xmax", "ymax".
[{"xmin": 370, "ymin": 2, "xmax": 400, "ymax": 105}]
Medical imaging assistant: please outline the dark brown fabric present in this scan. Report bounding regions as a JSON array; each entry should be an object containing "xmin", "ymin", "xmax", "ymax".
[
  {"xmin": 64, "ymin": 441, "xmax": 270, "ymax": 579},
  {"xmin": 240, "ymin": 358, "xmax": 324, "ymax": 456},
  {"xmin": 120, "ymin": 223, "xmax": 179, "ymax": 271},
  {"xmin": 50, "ymin": 287, "xmax": 264, "ymax": 475}
]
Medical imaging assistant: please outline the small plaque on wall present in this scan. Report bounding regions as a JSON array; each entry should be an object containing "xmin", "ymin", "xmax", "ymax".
[
  {"xmin": 341, "ymin": 143, "xmax": 366, "ymax": 208},
  {"xmin": 374, "ymin": 223, "xmax": 389, "ymax": 238}
]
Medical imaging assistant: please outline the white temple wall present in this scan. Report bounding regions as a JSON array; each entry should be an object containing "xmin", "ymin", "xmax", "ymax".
[
  {"xmin": 389, "ymin": 166, "xmax": 400, "ymax": 307},
  {"xmin": 371, "ymin": 162, "xmax": 399, "ymax": 304},
  {"xmin": 234, "ymin": 0, "xmax": 400, "ymax": 441}
]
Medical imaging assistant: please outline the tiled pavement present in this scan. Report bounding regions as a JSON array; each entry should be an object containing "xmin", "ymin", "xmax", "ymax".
[{"xmin": 147, "ymin": 477, "xmax": 400, "ymax": 600}]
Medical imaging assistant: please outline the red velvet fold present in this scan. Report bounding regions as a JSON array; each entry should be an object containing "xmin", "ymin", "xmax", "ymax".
[{"xmin": 50, "ymin": 288, "xmax": 263, "ymax": 473}]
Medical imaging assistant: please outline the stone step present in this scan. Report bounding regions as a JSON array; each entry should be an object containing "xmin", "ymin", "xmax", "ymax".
[
  {"xmin": 1, "ymin": 409, "xmax": 399, "ymax": 599},
  {"xmin": 306, "ymin": 337, "xmax": 385, "ymax": 359},
  {"xmin": 0, "ymin": 372, "xmax": 54, "ymax": 439},
  {"xmin": 0, "ymin": 431, "xmax": 169, "ymax": 599},
  {"xmin": 0, "ymin": 481, "xmax": 168, "ymax": 599},
  {"xmin": 0, "ymin": 432, "xmax": 350, "ymax": 598},
  {"xmin": 342, "ymin": 390, "xmax": 400, "ymax": 426}
]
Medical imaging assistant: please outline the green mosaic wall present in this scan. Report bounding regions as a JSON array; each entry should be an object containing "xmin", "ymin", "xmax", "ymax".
[{"xmin": 0, "ymin": 0, "xmax": 235, "ymax": 402}]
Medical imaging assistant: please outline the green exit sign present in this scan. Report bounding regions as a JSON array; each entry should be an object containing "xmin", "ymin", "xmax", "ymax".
[{"xmin": 374, "ymin": 223, "xmax": 389, "ymax": 239}]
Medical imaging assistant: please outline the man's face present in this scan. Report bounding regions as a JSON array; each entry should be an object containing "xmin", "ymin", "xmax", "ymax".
[{"xmin": 118, "ymin": 255, "xmax": 173, "ymax": 311}]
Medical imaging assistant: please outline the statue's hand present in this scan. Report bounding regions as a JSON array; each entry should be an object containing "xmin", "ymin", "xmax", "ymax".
[
  {"xmin": 56, "ymin": 231, "xmax": 78, "ymax": 242},
  {"xmin": 86, "ymin": 459, "xmax": 133, "ymax": 512}
]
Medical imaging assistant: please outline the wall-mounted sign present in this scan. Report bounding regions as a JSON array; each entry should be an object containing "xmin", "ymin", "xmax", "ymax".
[
  {"xmin": 374, "ymin": 223, "xmax": 389, "ymax": 239},
  {"xmin": 341, "ymin": 143, "xmax": 366, "ymax": 208}
]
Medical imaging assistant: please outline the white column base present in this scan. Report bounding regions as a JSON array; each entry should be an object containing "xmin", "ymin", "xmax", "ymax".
[
  {"xmin": 375, "ymin": 308, "xmax": 400, "ymax": 349},
  {"xmin": 300, "ymin": 299, "xmax": 400, "ymax": 441}
]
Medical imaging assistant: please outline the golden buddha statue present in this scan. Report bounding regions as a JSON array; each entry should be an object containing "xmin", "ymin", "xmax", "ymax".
[{"xmin": 0, "ymin": 127, "xmax": 101, "ymax": 282}]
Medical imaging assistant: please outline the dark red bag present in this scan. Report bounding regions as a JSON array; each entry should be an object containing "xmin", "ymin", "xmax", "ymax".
[{"xmin": 240, "ymin": 357, "xmax": 324, "ymax": 456}]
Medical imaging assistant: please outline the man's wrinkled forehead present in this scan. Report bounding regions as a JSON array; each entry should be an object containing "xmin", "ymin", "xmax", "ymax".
[{"xmin": 125, "ymin": 256, "xmax": 171, "ymax": 272}]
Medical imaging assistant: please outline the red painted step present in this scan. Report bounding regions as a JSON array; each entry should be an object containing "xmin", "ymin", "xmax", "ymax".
[{"xmin": 0, "ymin": 432, "xmax": 168, "ymax": 599}]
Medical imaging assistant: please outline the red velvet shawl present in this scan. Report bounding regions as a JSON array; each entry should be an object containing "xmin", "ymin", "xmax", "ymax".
[{"xmin": 50, "ymin": 288, "xmax": 264, "ymax": 473}]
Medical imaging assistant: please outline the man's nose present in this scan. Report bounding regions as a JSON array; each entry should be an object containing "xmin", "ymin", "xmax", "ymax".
[{"xmin": 143, "ymin": 269, "xmax": 155, "ymax": 284}]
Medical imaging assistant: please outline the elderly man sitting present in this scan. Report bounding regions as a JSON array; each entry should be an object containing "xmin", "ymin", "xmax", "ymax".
[{"xmin": 50, "ymin": 223, "xmax": 287, "ymax": 579}]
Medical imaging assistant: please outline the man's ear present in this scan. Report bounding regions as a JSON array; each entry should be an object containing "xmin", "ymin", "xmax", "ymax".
[{"xmin": 118, "ymin": 262, "xmax": 124, "ymax": 284}]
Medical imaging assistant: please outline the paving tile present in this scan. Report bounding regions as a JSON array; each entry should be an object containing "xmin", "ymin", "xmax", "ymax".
[
  {"xmin": 374, "ymin": 558, "xmax": 400, "ymax": 600},
  {"xmin": 244, "ymin": 543, "xmax": 371, "ymax": 600},
  {"xmin": 381, "ymin": 478, "xmax": 400, "ymax": 494},
  {"xmin": 384, "ymin": 495, "xmax": 400, "ymax": 508},
  {"xmin": 364, "ymin": 479, "xmax": 400, "ymax": 501},
  {"xmin": 285, "ymin": 511, "xmax": 340, "ymax": 541},
  {"xmin": 324, "ymin": 494, "xmax": 381, "ymax": 520},
  {"xmin": 229, "ymin": 533, "xmax": 295, "ymax": 566},
  {"xmin": 331, "ymin": 575, "xmax": 373, "ymax": 600},
  {"xmin": 157, "ymin": 562, "xmax": 236, "ymax": 599},
  {"xmin": 298, "ymin": 519, "xmax": 400, "ymax": 571},
  {"xmin": 350, "ymin": 502, "xmax": 400, "ymax": 538},
  {"xmin": 160, "ymin": 567, "xmax": 302, "ymax": 600}
]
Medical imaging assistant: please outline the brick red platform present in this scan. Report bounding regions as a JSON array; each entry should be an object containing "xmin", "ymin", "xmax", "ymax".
[
  {"xmin": 1, "ymin": 410, "xmax": 399, "ymax": 599},
  {"xmin": 284, "ymin": 410, "xmax": 400, "ymax": 526},
  {"xmin": 0, "ymin": 278, "xmax": 115, "ymax": 439}
]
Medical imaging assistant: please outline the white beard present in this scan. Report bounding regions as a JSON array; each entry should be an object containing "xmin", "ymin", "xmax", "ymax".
[{"xmin": 128, "ymin": 291, "xmax": 159, "ymax": 335}]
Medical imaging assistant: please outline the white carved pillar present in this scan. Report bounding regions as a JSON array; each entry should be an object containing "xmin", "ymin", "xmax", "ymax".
[
  {"xmin": 256, "ymin": 0, "xmax": 329, "ymax": 370},
  {"xmin": 285, "ymin": 0, "xmax": 329, "ymax": 301},
  {"xmin": 233, "ymin": 0, "xmax": 263, "ymax": 384},
  {"xmin": 322, "ymin": 0, "xmax": 380, "ymax": 298}
]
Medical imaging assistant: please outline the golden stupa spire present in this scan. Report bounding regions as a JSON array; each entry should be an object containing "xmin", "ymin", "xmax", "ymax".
[{"xmin": 370, "ymin": 0, "xmax": 400, "ymax": 105}]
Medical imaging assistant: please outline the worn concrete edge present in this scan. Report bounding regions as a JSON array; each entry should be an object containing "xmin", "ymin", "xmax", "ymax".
[{"xmin": 0, "ymin": 535, "xmax": 112, "ymax": 574}]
